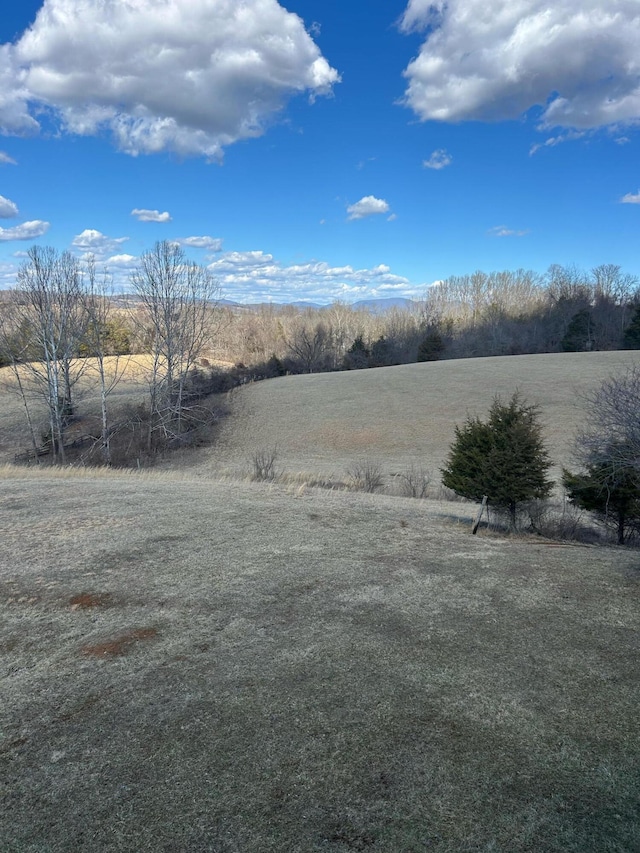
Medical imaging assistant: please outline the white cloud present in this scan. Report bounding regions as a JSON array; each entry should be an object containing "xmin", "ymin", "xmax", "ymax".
[
  {"xmin": 131, "ymin": 208, "xmax": 172, "ymax": 223},
  {"xmin": 0, "ymin": 44, "xmax": 39, "ymax": 135},
  {"xmin": 423, "ymin": 149, "xmax": 452, "ymax": 170},
  {"xmin": 620, "ymin": 190, "xmax": 640, "ymax": 204},
  {"xmin": 529, "ymin": 130, "xmax": 585, "ymax": 155},
  {"xmin": 0, "ymin": 151, "xmax": 17, "ymax": 165},
  {"xmin": 0, "ymin": 195, "xmax": 19, "ymax": 218},
  {"xmin": 106, "ymin": 254, "xmax": 138, "ymax": 266},
  {"xmin": 71, "ymin": 229, "xmax": 129, "ymax": 257},
  {"xmin": 206, "ymin": 250, "xmax": 426, "ymax": 303},
  {"xmin": 400, "ymin": 0, "xmax": 640, "ymax": 131},
  {"xmin": 1, "ymin": 0, "xmax": 339, "ymax": 159},
  {"xmin": 174, "ymin": 236, "xmax": 223, "ymax": 251},
  {"xmin": 488, "ymin": 225, "xmax": 529, "ymax": 238},
  {"xmin": 347, "ymin": 196, "xmax": 391, "ymax": 221},
  {"xmin": 0, "ymin": 219, "xmax": 50, "ymax": 242}
]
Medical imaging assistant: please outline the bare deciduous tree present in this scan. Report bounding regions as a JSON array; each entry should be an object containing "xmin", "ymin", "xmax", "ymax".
[
  {"xmin": 81, "ymin": 257, "xmax": 131, "ymax": 466},
  {"xmin": 130, "ymin": 240, "xmax": 219, "ymax": 449},
  {"xmin": 564, "ymin": 366, "xmax": 640, "ymax": 544},
  {"xmin": 577, "ymin": 366, "xmax": 640, "ymax": 474},
  {"xmin": 14, "ymin": 247, "xmax": 88, "ymax": 462},
  {"xmin": 0, "ymin": 295, "xmax": 42, "ymax": 461}
]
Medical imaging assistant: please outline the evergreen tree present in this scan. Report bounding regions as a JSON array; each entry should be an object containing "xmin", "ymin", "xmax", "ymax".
[
  {"xmin": 342, "ymin": 334, "xmax": 369, "ymax": 370},
  {"xmin": 561, "ymin": 309, "xmax": 596, "ymax": 351},
  {"xmin": 622, "ymin": 304, "xmax": 640, "ymax": 349},
  {"xmin": 563, "ymin": 454, "xmax": 640, "ymax": 545},
  {"xmin": 417, "ymin": 330, "xmax": 445, "ymax": 362},
  {"xmin": 369, "ymin": 335, "xmax": 394, "ymax": 367},
  {"xmin": 441, "ymin": 393, "xmax": 553, "ymax": 527}
]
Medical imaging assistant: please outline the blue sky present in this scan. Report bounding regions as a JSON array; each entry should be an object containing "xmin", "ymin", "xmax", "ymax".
[{"xmin": 0, "ymin": 0, "xmax": 639, "ymax": 304}]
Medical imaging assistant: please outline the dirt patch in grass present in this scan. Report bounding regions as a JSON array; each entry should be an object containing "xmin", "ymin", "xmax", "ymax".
[
  {"xmin": 69, "ymin": 591, "xmax": 114, "ymax": 609},
  {"xmin": 81, "ymin": 626, "xmax": 159, "ymax": 658}
]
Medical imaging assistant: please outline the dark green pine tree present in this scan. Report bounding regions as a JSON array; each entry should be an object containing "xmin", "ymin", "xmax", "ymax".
[
  {"xmin": 622, "ymin": 304, "xmax": 640, "ymax": 349},
  {"xmin": 441, "ymin": 393, "xmax": 553, "ymax": 528},
  {"xmin": 417, "ymin": 330, "xmax": 445, "ymax": 362},
  {"xmin": 563, "ymin": 459, "xmax": 640, "ymax": 545},
  {"xmin": 342, "ymin": 335, "xmax": 370, "ymax": 370},
  {"xmin": 561, "ymin": 309, "xmax": 595, "ymax": 352}
]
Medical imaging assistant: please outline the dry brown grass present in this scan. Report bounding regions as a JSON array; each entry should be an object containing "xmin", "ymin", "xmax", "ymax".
[
  {"xmin": 1, "ymin": 468, "xmax": 638, "ymax": 852},
  {"xmin": 3, "ymin": 351, "xmax": 640, "ymax": 483},
  {"xmin": 205, "ymin": 351, "xmax": 640, "ymax": 484},
  {"xmin": 0, "ymin": 355, "xmax": 154, "ymax": 462}
]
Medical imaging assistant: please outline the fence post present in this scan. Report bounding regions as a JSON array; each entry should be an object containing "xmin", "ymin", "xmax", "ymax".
[{"xmin": 472, "ymin": 496, "xmax": 488, "ymax": 535}]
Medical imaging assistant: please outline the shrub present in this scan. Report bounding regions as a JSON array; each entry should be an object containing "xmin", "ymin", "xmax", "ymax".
[
  {"xmin": 251, "ymin": 447, "xmax": 279, "ymax": 482},
  {"xmin": 346, "ymin": 460, "xmax": 384, "ymax": 493},
  {"xmin": 396, "ymin": 464, "xmax": 431, "ymax": 498}
]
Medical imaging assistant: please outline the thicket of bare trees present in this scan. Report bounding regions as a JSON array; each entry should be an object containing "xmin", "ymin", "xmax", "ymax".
[
  {"xmin": 130, "ymin": 241, "xmax": 220, "ymax": 450},
  {"xmin": 2, "ymin": 247, "xmax": 89, "ymax": 463},
  {"xmin": 0, "ymin": 242, "xmax": 221, "ymax": 466},
  {"xmin": 208, "ymin": 263, "xmax": 640, "ymax": 373},
  {"xmin": 564, "ymin": 366, "xmax": 640, "ymax": 544}
]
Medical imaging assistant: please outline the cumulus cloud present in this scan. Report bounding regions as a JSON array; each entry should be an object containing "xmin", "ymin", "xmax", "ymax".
[
  {"xmin": 347, "ymin": 196, "xmax": 391, "ymax": 221},
  {"xmin": 174, "ymin": 236, "xmax": 223, "ymax": 251},
  {"xmin": 0, "ymin": 44, "xmax": 39, "ymax": 135},
  {"xmin": 71, "ymin": 229, "xmax": 129, "ymax": 257},
  {"xmin": 487, "ymin": 225, "xmax": 529, "ymax": 238},
  {"xmin": 106, "ymin": 253, "xmax": 138, "ymax": 265},
  {"xmin": 0, "ymin": 195, "xmax": 19, "ymax": 218},
  {"xmin": 131, "ymin": 209, "xmax": 172, "ymax": 223},
  {"xmin": 400, "ymin": 0, "xmax": 640, "ymax": 131},
  {"xmin": 423, "ymin": 149, "xmax": 452, "ymax": 170},
  {"xmin": 620, "ymin": 190, "xmax": 640, "ymax": 204},
  {"xmin": 0, "ymin": 219, "xmax": 50, "ymax": 242},
  {"xmin": 1, "ymin": 0, "xmax": 339, "ymax": 159},
  {"xmin": 0, "ymin": 151, "xmax": 17, "ymax": 165},
  {"xmin": 206, "ymin": 250, "xmax": 424, "ymax": 303}
]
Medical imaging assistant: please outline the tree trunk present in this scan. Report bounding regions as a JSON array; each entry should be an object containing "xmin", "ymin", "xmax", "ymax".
[{"xmin": 11, "ymin": 363, "xmax": 41, "ymax": 464}]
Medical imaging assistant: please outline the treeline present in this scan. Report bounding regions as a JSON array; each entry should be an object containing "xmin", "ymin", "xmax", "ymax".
[
  {"xmin": 4, "ymin": 260, "xmax": 637, "ymax": 379},
  {"xmin": 211, "ymin": 263, "xmax": 640, "ymax": 373},
  {"xmin": 2, "ymin": 247, "xmax": 640, "ymax": 467}
]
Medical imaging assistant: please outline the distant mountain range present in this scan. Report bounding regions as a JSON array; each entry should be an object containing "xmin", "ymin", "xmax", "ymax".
[
  {"xmin": 111, "ymin": 294, "xmax": 419, "ymax": 313},
  {"xmin": 240, "ymin": 297, "xmax": 419, "ymax": 312}
]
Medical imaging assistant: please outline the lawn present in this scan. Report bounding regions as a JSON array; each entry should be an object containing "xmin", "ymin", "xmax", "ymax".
[{"xmin": 1, "ymin": 467, "xmax": 638, "ymax": 852}]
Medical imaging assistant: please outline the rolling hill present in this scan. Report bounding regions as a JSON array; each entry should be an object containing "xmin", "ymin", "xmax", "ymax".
[{"xmin": 206, "ymin": 351, "xmax": 640, "ymax": 484}]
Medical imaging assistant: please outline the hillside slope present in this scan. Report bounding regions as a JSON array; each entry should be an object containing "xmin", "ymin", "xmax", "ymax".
[
  {"xmin": 209, "ymin": 351, "xmax": 640, "ymax": 482},
  {"xmin": 1, "ymin": 468, "xmax": 638, "ymax": 851}
]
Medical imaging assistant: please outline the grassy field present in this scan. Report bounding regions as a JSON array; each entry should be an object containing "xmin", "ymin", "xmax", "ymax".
[
  {"xmin": 1, "ymin": 466, "xmax": 639, "ymax": 852},
  {"xmin": 1, "ymin": 352, "xmax": 640, "ymax": 851},
  {"xmin": 206, "ymin": 351, "xmax": 640, "ymax": 484},
  {"xmin": 3, "ymin": 351, "xmax": 640, "ymax": 481}
]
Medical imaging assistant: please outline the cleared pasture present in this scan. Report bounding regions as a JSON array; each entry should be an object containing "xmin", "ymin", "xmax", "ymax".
[
  {"xmin": 2, "ymin": 351, "xmax": 640, "ymax": 483},
  {"xmin": 0, "ymin": 467, "xmax": 638, "ymax": 852},
  {"xmin": 208, "ymin": 351, "xmax": 640, "ymax": 483}
]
